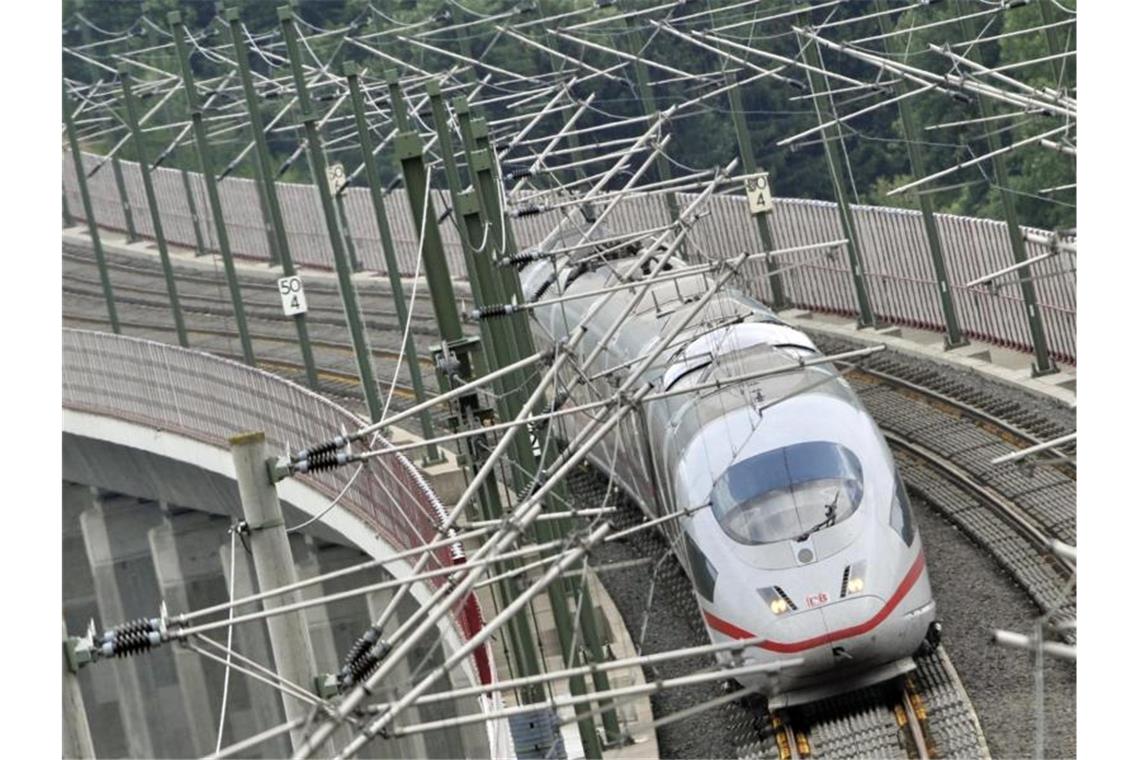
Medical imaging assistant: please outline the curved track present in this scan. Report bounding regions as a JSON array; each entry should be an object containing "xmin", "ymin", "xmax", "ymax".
[{"xmin": 62, "ymin": 238, "xmax": 1075, "ymax": 758}]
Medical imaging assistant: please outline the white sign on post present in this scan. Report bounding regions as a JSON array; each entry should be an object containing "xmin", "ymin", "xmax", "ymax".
[
  {"xmin": 327, "ymin": 162, "xmax": 347, "ymax": 194},
  {"xmin": 744, "ymin": 172, "xmax": 774, "ymax": 215},
  {"xmin": 278, "ymin": 276, "xmax": 308, "ymax": 316}
]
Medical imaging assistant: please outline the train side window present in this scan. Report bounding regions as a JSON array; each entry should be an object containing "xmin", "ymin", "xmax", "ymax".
[
  {"xmin": 683, "ymin": 532, "xmax": 718, "ymax": 602},
  {"xmin": 890, "ymin": 472, "xmax": 915, "ymax": 547}
]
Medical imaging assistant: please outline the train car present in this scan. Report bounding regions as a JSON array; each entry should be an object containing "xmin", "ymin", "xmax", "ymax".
[{"xmin": 519, "ymin": 242, "xmax": 941, "ymax": 707}]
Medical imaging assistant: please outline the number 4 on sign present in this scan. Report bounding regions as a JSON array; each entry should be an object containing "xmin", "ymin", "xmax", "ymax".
[
  {"xmin": 278, "ymin": 276, "xmax": 308, "ymax": 316},
  {"xmin": 744, "ymin": 172, "xmax": 773, "ymax": 215}
]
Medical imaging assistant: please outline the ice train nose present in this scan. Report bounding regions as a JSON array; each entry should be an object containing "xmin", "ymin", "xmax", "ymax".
[{"xmin": 761, "ymin": 597, "xmax": 893, "ymax": 669}]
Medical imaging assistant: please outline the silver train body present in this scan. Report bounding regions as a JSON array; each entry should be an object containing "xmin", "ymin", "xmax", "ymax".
[{"xmin": 520, "ymin": 246, "xmax": 938, "ymax": 707}]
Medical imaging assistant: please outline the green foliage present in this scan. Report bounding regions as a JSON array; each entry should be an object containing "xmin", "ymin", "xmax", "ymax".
[{"xmin": 62, "ymin": 0, "xmax": 1075, "ymax": 229}]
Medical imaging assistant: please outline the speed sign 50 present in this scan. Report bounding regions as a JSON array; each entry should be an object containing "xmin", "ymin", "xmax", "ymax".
[{"xmin": 278, "ymin": 276, "xmax": 308, "ymax": 316}]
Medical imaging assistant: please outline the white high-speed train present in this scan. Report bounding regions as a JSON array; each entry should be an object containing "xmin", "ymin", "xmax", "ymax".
[{"xmin": 518, "ymin": 243, "xmax": 940, "ymax": 707}]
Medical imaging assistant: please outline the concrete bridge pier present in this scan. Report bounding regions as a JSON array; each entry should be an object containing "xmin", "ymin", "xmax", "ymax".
[
  {"xmin": 229, "ymin": 431, "xmax": 320, "ymax": 754},
  {"xmin": 79, "ymin": 492, "xmax": 195, "ymax": 757},
  {"xmin": 148, "ymin": 508, "xmax": 228, "ymax": 756},
  {"xmin": 292, "ymin": 534, "xmax": 352, "ymax": 755},
  {"xmin": 64, "ymin": 483, "xmax": 129, "ymax": 758}
]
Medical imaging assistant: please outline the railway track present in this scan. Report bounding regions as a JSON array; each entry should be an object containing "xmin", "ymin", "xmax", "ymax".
[
  {"xmin": 62, "ymin": 244, "xmax": 444, "ymax": 323},
  {"xmin": 771, "ymin": 687, "xmax": 915, "ymax": 760},
  {"xmin": 754, "ymin": 658, "xmax": 985, "ymax": 760},
  {"xmin": 850, "ymin": 360, "xmax": 1074, "ymax": 455},
  {"xmin": 899, "ymin": 678, "xmax": 933, "ymax": 759},
  {"xmin": 62, "ymin": 276, "xmax": 442, "ymax": 343},
  {"xmin": 63, "ymin": 311, "xmax": 438, "ymax": 372},
  {"xmin": 63, "ymin": 251, "xmax": 443, "ymax": 429},
  {"xmin": 851, "ymin": 364, "xmax": 1075, "ymax": 478},
  {"xmin": 890, "ymin": 435, "xmax": 1074, "ymax": 577}
]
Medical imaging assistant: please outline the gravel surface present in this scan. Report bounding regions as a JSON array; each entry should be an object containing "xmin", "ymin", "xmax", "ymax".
[{"xmin": 912, "ymin": 490, "xmax": 1076, "ymax": 759}]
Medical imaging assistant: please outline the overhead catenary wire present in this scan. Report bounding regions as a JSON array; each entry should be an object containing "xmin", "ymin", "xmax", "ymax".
[
  {"xmin": 292, "ymin": 335, "xmax": 593, "ymax": 741},
  {"xmin": 847, "ymin": 3, "xmax": 1003, "ymax": 46},
  {"xmin": 331, "ymin": 521, "xmax": 619, "ymax": 758},
  {"xmin": 696, "ymin": 27, "xmax": 869, "ymax": 90},
  {"xmin": 459, "ymin": 507, "xmax": 615, "ymax": 531},
  {"xmin": 341, "ymin": 349, "xmax": 549, "ymax": 445},
  {"xmin": 302, "ymin": 340, "xmax": 677, "ymax": 756},
  {"xmin": 385, "ymin": 658, "xmax": 802, "ymax": 739},
  {"xmin": 926, "ymin": 43, "xmax": 1074, "ymax": 108},
  {"xmin": 804, "ymin": 29, "xmax": 1075, "ymax": 118},
  {"xmin": 190, "ymin": 634, "xmax": 328, "ymax": 712},
  {"xmin": 167, "ymin": 530, "xmax": 581, "ymax": 638},
  {"xmin": 166, "ymin": 514, "xmax": 692, "ymax": 647},
  {"xmin": 477, "ymin": 239, "xmax": 847, "ymax": 320},
  {"xmin": 165, "ymin": 526, "xmax": 496, "ymax": 627},
  {"xmin": 214, "ymin": 528, "xmax": 238, "ymax": 753},
  {"xmin": 949, "ymin": 17, "xmax": 1075, "ymax": 49},
  {"xmin": 777, "ymin": 82, "xmax": 934, "ymax": 147},
  {"xmin": 923, "ymin": 108, "xmax": 1046, "ymax": 131},
  {"xmin": 886, "ymin": 123, "xmax": 1069, "ymax": 197},
  {"xmin": 63, "ymin": 5, "xmax": 1074, "ymax": 754},
  {"xmin": 181, "ymin": 639, "xmax": 344, "ymax": 746}
]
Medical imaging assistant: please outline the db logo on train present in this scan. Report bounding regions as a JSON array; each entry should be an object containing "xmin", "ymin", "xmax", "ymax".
[{"xmin": 805, "ymin": 592, "xmax": 829, "ymax": 608}]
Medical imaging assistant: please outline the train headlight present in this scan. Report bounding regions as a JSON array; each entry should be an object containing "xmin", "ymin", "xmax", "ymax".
[
  {"xmin": 842, "ymin": 560, "xmax": 867, "ymax": 598},
  {"xmin": 758, "ymin": 586, "xmax": 796, "ymax": 616}
]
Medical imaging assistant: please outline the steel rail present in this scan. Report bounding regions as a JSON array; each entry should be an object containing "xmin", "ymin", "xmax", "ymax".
[
  {"xmin": 58, "ymin": 254, "xmax": 440, "ymax": 316},
  {"xmin": 901, "ymin": 681, "xmax": 933, "ymax": 760},
  {"xmin": 73, "ymin": 279, "xmax": 429, "ymax": 343},
  {"xmin": 62, "ymin": 309, "xmax": 435, "ymax": 379},
  {"xmin": 848, "ymin": 365, "xmax": 1075, "ymax": 476},
  {"xmin": 884, "ymin": 432, "xmax": 1074, "ymax": 579}
]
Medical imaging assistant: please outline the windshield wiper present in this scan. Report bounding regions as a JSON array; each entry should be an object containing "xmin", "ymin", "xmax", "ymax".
[{"xmin": 795, "ymin": 488, "xmax": 840, "ymax": 542}]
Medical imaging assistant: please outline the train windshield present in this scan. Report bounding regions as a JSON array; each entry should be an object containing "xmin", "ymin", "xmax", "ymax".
[{"xmin": 710, "ymin": 441, "xmax": 863, "ymax": 545}]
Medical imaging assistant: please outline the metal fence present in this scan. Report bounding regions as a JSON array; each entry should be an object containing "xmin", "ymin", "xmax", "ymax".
[
  {"xmin": 62, "ymin": 328, "xmax": 492, "ymax": 685},
  {"xmin": 63, "ymin": 151, "xmax": 1076, "ymax": 364},
  {"xmin": 679, "ymin": 193, "xmax": 1076, "ymax": 364}
]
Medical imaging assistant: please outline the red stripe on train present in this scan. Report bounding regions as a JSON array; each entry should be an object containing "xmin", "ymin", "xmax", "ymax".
[{"xmin": 703, "ymin": 551, "xmax": 926, "ymax": 654}]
